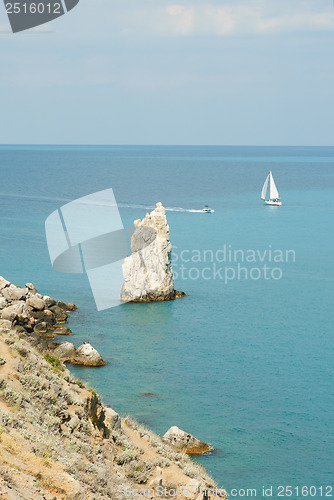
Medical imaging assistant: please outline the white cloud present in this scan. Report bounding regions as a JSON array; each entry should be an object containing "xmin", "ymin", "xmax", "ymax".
[
  {"xmin": 164, "ymin": 5, "xmax": 195, "ymax": 35},
  {"xmin": 1, "ymin": 0, "xmax": 333, "ymax": 39},
  {"xmin": 112, "ymin": 1, "xmax": 334, "ymax": 37}
]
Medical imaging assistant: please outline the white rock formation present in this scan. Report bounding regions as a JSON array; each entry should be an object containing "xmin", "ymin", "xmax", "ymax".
[
  {"xmin": 26, "ymin": 295, "xmax": 45, "ymax": 311},
  {"xmin": 53, "ymin": 342, "xmax": 106, "ymax": 367},
  {"xmin": 53, "ymin": 342, "xmax": 77, "ymax": 360},
  {"xmin": 1, "ymin": 302, "xmax": 30, "ymax": 323},
  {"xmin": 75, "ymin": 343, "xmax": 105, "ymax": 366},
  {"xmin": 121, "ymin": 202, "xmax": 183, "ymax": 302},
  {"xmin": 105, "ymin": 407, "xmax": 122, "ymax": 431},
  {"xmin": 162, "ymin": 426, "xmax": 212, "ymax": 455}
]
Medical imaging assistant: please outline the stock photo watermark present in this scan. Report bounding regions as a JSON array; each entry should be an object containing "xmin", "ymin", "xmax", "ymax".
[
  {"xmin": 3, "ymin": 0, "xmax": 80, "ymax": 33},
  {"xmin": 123, "ymin": 485, "xmax": 227, "ymax": 498},
  {"xmin": 172, "ymin": 245, "xmax": 296, "ymax": 284},
  {"xmin": 123, "ymin": 484, "xmax": 333, "ymax": 498}
]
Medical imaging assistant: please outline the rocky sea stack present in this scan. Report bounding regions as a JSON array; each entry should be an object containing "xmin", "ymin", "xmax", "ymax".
[{"xmin": 121, "ymin": 202, "xmax": 185, "ymax": 302}]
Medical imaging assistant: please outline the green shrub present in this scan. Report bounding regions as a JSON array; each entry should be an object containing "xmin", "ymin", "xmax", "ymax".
[{"xmin": 44, "ymin": 354, "xmax": 64, "ymax": 375}]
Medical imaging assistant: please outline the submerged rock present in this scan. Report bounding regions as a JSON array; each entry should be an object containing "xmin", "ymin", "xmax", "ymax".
[
  {"xmin": 53, "ymin": 326, "xmax": 73, "ymax": 335},
  {"xmin": 66, "ymin": 303, "xmax": 77, "ymax": 311},
  {"xmin": 121, "ymin": 202, "xmax": 184, "ymax": 302},
  {"xmin": 162, "ymin": 426, "xmax": 212, "ymax": 455}
]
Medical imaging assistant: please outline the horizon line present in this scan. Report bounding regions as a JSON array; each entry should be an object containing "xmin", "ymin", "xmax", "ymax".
[{"xmin": 1, "ymin": 143, "xmax": 334, "ymax": 148}]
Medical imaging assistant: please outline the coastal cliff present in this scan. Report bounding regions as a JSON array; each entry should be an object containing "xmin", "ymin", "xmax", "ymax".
[
  {"xmin": 0, "ymin": 278, "xmax": 225, "ymax": 500},
  {"xmin": 121, "ymin": 202, "xmax": 185, "ymax": 302}
]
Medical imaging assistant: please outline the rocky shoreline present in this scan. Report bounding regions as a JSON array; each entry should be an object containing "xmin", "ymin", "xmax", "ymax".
[
  {"xmin": 0, "ymin": 277, "xmax": 104, "ymax": 368},
  {"xmin": 0, "ymin": 277, "xmax": 226, "ymax": 500}
]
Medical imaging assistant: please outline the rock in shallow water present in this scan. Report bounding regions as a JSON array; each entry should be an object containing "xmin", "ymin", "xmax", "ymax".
[
  {"xmin": 53, "ymin": 341, "xmax": 77, "ymax": 360},
  {"xmin": 162, "ymin": 426, "xmax": 212, "ymax": 455},
  {"xmin": 53, "ymin": 342, "xmax": 106, "ymax": 367},
  {"xmin": 75, "ymin": 343, "xmax": 106, "ymax": 366},
  {"xmin": 121, "ymin": 202, "xmax": 184, "ymax": 302},
  {"xmin": 53, "ymin": 326, "xmax": 73, "ymax": 335}
]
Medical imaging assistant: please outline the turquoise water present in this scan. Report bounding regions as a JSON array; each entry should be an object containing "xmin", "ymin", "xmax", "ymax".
[{"xmin": 0, "ymin": 146, "xmax": 333, "ymax": 497}]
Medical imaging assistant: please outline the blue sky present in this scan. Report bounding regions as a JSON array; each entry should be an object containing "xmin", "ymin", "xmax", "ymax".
[{"xmin": 1, "ymin": 0, "xmax": 334, "ymax": 145}]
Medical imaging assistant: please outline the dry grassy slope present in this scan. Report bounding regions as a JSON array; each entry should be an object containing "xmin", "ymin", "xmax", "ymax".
[{"xmin": 0, "ymin": 327, "xmax": 227, "ymax": 500}]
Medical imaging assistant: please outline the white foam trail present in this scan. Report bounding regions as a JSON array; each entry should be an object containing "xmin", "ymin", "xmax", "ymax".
[
  {"xmin": 118, "ymin": 203, "xmax": 213, "ymax": 213},
  {"xmin": 0, "ymin": 195, "xmax": 213, "ymax": 213},
  {"xmin": 0, "ymin": 192, "xmax": 72, "ymax": 203}
]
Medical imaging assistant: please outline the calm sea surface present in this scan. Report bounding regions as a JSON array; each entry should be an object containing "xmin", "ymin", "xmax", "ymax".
[{"xmin": 0, "ymin": 145, "xmax": 333, "ymax": 497}]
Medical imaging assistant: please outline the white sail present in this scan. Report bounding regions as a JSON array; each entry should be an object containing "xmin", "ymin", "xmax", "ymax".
[
  {"xmin": 269, "ymin": 171, "xmax": 279, "ymax": 199},
  {"xmin": 261, "ymin": 174, "xmax": 269, "ymax": 200}
]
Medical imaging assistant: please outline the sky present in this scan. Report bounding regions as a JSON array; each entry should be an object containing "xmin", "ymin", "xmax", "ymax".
[{"xmin": 1, "ymin": 0, "xmax": 334, "ymax": 145}]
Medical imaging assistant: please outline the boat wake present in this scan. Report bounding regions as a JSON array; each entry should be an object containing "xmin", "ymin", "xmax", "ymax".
[
  {"xmin": 0, "ymin": 194, "xmax": 213, "ymax": 213},
  {"xmin": 118, "ymin": 203, "xmax": 212, "ymax": 213}
]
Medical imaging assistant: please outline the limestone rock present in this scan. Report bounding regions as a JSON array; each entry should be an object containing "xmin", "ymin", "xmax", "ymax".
[
  {"xmin": 0, "ymin": 297, "xmax": 8, "ymax": 310},
  {"xmin": 54, "ymin": 326, "xmax": 73, "ymax": 335},
  {"xmin": 26, "ymin": 295, "xmax": 45, "ymax": 311},
  {"xmin": 53, "ymin": 342, "xmax": 77, "ymax": 360},
  {"xmin": 34, "ymin": 309, "xmax": 56, "ymax": 329},
  {"xmin": 49, "ymin": 305, "xmax": 69, "ymax": 322},
  {"xmin": 75, "ymin": 343, "xmax": 106, "ymax": 366},
  {"xmin": 43, "ymin": 295, "xmax": 56, "ymax": 308},
  {"xmin": 53, "ymin": 342, "xmax": 105, "ymax": 367},
  {"xmin": 66, "ymin": 303, "xmax": 77, "ymax": 311},
  {"xmin": 105, "ymin": 407, "xmax": 121, "ymax": 432},
  {"xmin": 85, "ymin": 393, "xmax": 109, "ymax": 438},
  {"xmin": 34, "ymin": 322, "xmax": 48, "ymax": 333},
  {"xmin": 56, "ymin": 300, "xmax": 70, "ymax": 311},
  {"xmin": 0, "ymin": 276, "xmax": 10, "ymax": 289},
  {"xmin": 162, "ymin": 426, "xmax": 212, "ymax": 455},
  {"xmin": 121, "ymin": 202, "xmax": 182, "ymax": 302},
  {"xmin": 67, "ymin": 414, "xmax": 80, "ymax": 432},
  {"xmin": 0, "ymin": 319, "xmax": 12, "ymax": 330},
  {"xmin": 2, "ymin": 285, "xmax": 28, "ymax": 302},
  {"xmin": 1, "ymin": 301, "xmax": 30, "ymax": 323},
  {"xmin": 25, "ymin": 282, "xmax": 38, "ymax": 294}
]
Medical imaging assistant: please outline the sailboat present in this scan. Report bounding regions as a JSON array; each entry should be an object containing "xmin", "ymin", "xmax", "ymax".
[{"xmin": 261, "ymin": 171, "xmax": 282, "ymax": 206}]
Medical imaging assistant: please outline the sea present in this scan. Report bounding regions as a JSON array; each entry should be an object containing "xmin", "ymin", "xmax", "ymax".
[{"xmin": 0, "ymin": 145, "xmax": 333, "ymax": 499}]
